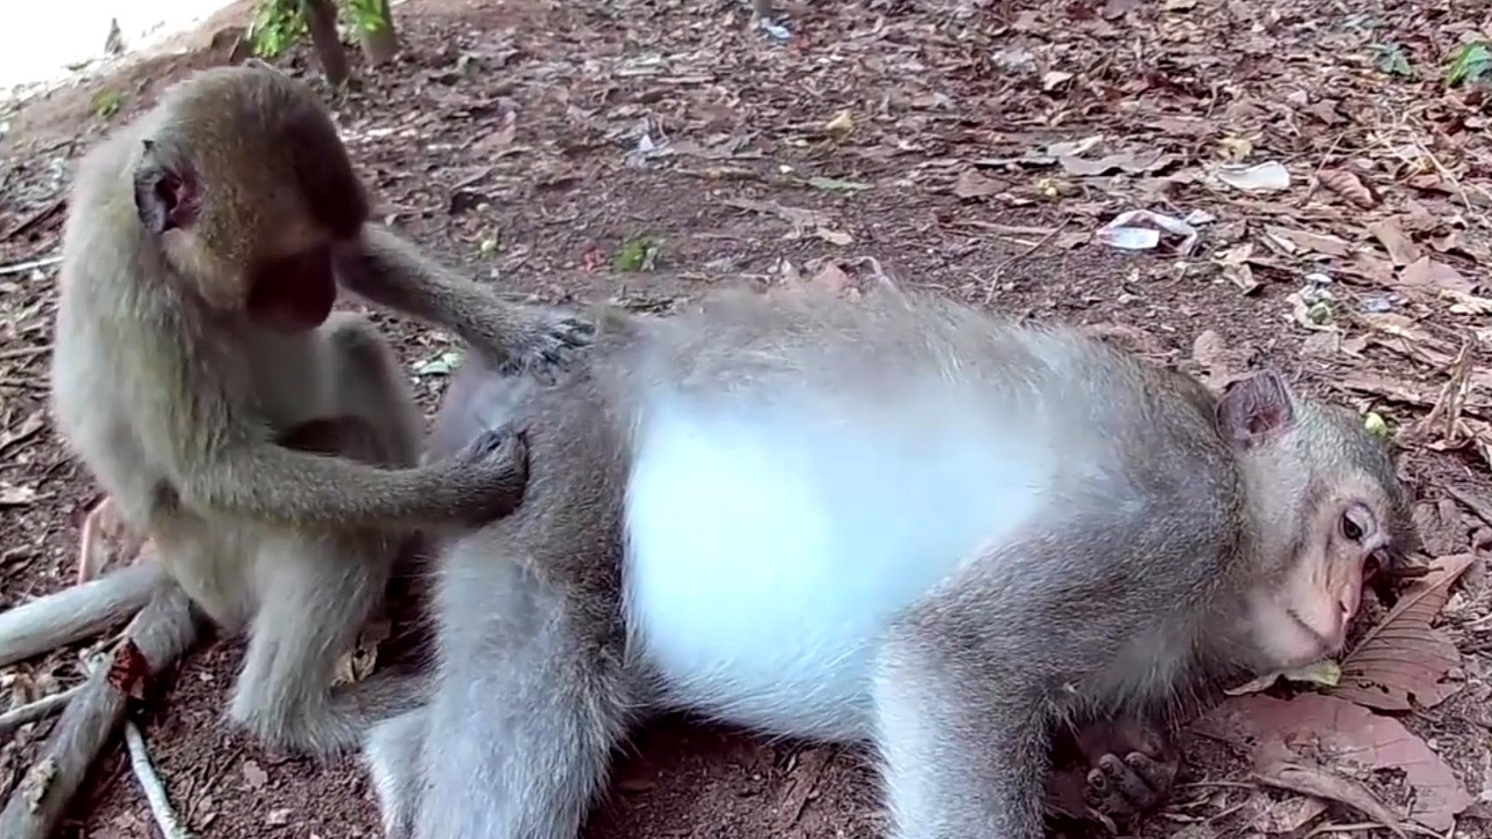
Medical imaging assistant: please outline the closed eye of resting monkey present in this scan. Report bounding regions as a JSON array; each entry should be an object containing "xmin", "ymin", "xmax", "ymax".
[
  {"xmin": 0, "ymin": 62, "xmax": 591, "ymax": 756},
  {"xmin": 359, "ymin": 286, "xmax": 1414, "ymax": 839}
]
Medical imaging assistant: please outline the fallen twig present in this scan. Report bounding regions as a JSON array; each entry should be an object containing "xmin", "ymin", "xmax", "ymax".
[
  {"xmin": 0, "ymin": 684, "xmax": 83, "ymax": 739},
  {"xmin": 0, "ymin": 346, "xmax": 51, "ymax": 362},
  {"xmin": 0, "ymin": 197, "xmax": 66, "ymax": 243},
  {"xmin": 0, "ymin": 255, "xmax": 62, "ymax": 276},
  {"xmin": 0, "ymin": 582, "xmax": 202, "ymax": 839},
  {"xmin": 124, "ymin": 719, "xmax": 194, "ymax": 839},
  {"xmin": 982, "ymin": 216, "xmax": 1073, "ymax": 305}
]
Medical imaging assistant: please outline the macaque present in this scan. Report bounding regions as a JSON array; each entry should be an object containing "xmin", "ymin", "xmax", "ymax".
[
  {"xmin": 0, "ymin": 63, "xmax": 591, "ymax": 755},
  {"xmin": 361, "ymin": 287, "xmax": 1413, "ymax": 839}
]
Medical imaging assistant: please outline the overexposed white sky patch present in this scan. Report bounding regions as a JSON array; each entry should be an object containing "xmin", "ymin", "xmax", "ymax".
[{"xmin": 0, "ymin": 0, "xmax": 240, "ymax": 95}]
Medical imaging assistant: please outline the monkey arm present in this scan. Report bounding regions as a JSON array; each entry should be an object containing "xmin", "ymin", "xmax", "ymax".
[
  {"xmin": 170, "ymin": 440, "xmax": 527, "ymax": 529},
  {"xmin": 333, "ymin": 224, "xmax": 591, "ymax": 373}
]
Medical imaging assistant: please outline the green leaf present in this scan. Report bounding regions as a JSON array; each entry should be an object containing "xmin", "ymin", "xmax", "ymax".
[
  {"xmin": 612, "ymin": 237, "xmax": 662, "ymax": 273},
  {"xmin": 249, "ymin": 0, "xmax": 306, "ymax": 58},
  {"xmin": 92, "ymin": 90, "xmax": 123, "ymax": 119},
  {"xmin": 1446, "ymin": 41, "xmax": 1492, "ymax": 87},
  {"xmin": 1372, "ymin": 43, "xmax": 1412, "ymax": 78},
  {"xmin": 1364, "ymin": 411, "xmax": 1390, "ymax": 439},
  {"xmin": 807, "ymin": 176, "xmax": 872, "ymax": 195},
  {"xmin": 415, "ymin": 350, "xmax": 464, "ymax": 377}
]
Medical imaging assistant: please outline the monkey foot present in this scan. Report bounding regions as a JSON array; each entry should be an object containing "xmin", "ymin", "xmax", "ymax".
[{"xmin": 1085, "ymin": 749, "xmax": 1179, "ymax": 818}]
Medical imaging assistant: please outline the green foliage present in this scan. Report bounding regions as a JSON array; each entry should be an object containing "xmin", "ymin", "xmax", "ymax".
[
  {"xmin": 1371, "ymin": 43, "xmax": 1412, "ymax": 78},
  {"xmin": 612, "ymin": 236, "xmax": 662, "ymax": 273},
  {"xmin": 92, "ymin": 90, "xmax": 123, "ymax": 119},
  {"xmin": 1446, "ymin": 41, "xmax": 1492, "ymax": 87},
  {"xmin": 249, "ymin": 0, "xmax": 306, "ymax": 58},
  {"xmin": 344, "ymin": 0, "xmax": 390, "ymax": 33}
]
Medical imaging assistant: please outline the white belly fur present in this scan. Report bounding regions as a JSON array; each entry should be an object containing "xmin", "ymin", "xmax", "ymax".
[{"xmin": 622, "ymin": 388, "xmax": 1055, "ymax": 741}]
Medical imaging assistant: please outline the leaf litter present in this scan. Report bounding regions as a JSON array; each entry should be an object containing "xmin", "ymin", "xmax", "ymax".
[{"xmin": 5, "ymin": 0, "xmax": 1492, "ymax": 835}]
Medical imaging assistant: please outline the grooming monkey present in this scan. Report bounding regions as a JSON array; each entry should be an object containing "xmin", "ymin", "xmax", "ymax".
[
  {"xmin": 0, "ymin": 64, "xmax": 590, "ymax": 755},
  {"xmin": 364, "ymin": 287, "xmax": 1412, "ymax": 839}
]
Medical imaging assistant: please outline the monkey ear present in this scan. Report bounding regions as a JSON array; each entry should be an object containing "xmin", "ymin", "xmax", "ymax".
[
  {"xmin": 1216, "ymin": 370, "xmax": 1295, "ymax": 449},
  {"xmin": 133, "ymin": 140, "xmax": 199, "ymax": 234}
]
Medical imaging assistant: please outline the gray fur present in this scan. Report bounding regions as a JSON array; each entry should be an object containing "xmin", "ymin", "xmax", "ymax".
[
  {"xmin": 22, "ymin": 64, "xmax": 597, "ymax": 755},
  {"xmin": 369, "ymin": 288, "xmax": 1411, "ymax": 839}
]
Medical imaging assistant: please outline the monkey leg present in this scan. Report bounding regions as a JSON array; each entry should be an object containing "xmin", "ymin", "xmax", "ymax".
[
  {"xmin": 364, "ymin": 706, "xmax": 428, "ymax": 839},
  {"xmin": 873, "ymin": 622, "xmax": 1049, "ymax": 839},
  {"xmin": 414, "ymin": 530, "xmax": 634, "ymax": 839},
  {"xmin": 227, "ymin": 528, "xmax": 397, "ymax": 756},
  {"xmin": 322, "ymin": 311, "xmax": 423, "ymax": 469}
]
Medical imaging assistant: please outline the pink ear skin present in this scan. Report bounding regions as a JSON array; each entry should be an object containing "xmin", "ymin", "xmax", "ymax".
[
  {"xmin": 132, "ymin": 140, "xmax": 200, "ymax": 235},
  {"xmin": 1216, "ymin": 371, "xmax": 1296, "ymax": 450}
]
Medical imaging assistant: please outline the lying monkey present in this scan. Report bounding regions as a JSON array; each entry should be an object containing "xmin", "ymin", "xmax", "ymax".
[
  {"xmin": 0, "ymin": 63, "xmax": 589, "ymax": 756},
  {"xmin": 362, "ymin": 286, "xmax": 1413, "ymax": 839}
]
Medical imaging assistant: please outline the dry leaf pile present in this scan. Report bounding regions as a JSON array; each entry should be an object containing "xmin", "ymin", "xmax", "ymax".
[{"xmin": 0, "ymin": 0, "xmax": 1491, "ymax": 837}]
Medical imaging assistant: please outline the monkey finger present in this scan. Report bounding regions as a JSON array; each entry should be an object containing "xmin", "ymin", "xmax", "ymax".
[
  {"xmin": 1126, "ymin": 749, "xmax": 1179, "ymax": 794},
  {"xmin": 1086, "ymin": 754, "xmax": 1158, "ymax": 817}
]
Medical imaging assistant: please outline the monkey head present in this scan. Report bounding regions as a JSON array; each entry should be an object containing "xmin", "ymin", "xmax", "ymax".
[
  {"xmin": 130, "ymin": 65, "xmax": 370, "ymax": 332},
  {"xmin": 1214, "ymin": 370, "xmax": 1414, "ymax": 672}
]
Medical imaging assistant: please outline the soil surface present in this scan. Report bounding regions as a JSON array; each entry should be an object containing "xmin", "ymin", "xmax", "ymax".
[{"xmin": 3, "ymin": 1, "xmax": 1492, "ymax": 838}]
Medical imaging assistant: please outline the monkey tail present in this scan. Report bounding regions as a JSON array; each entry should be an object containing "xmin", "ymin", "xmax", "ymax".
[{"xmin": 0, "ymin": 563, "xmax": 166, "ymax": 668}]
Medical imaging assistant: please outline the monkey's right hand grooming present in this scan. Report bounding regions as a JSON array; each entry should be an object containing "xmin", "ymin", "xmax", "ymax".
[{"xmin": 331, "ymin": 224, "xmax": 595, "ymax": 377}]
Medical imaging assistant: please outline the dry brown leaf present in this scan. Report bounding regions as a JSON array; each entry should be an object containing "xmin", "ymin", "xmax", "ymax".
[
  {"xmin": 242, "ymin": 761, "xmax": 268, "ymax": 790},
  {"xmin": 1058, "ymin": 150, "xmax": 1170, "ymax": 177},
  {"xmin": 1317, "ymin": 169, "xmax": 1376, "ymax": 208},
  {"xmin": 1367, "ymin": 217, "xmax": 1423, "ymax": 266},
  {"xmin": 332, "ymin": 619, "xmax": 392, "ymax": 686},
  {"xmin": 1214, "ymin": 243, "xmax": 1259, "ymax": 294},
  {"xmin": 723, "ymin": 198, "xmax": 829, "ymax": 232},
  {"xmin": 1334, "ymin": 373, "xmax": 1436, "ymax": 407},
  {"xmin": 1256, "ymin": 762, "xmax": 1406, "ymax": 838},
  {"xmin": 953, "ymin": 169, "xmax": 1001, "ymax": 199},
  {"xmin": 0, "ymin": 483, "xmax": 37, "ymax": 507},
  {"xmin": 1254, "ymin": 792, "xmax": 1328, "ymax": 833},
  {"xmin": 809, "ymin": 262, "xmax": 852, "ymax": 294},
  {"xmin": 1337, "ymin": 251, "xmax": 1396, "ymax": 285},
  {"xmin": 1301, "ymin": 331, "xmax": 1341, "ymax": 358},
  {"xmin": 1198, "ymin": 692, "xmax": 1472, "ymax": 830},
  {"xmin": 1264, "ymin": 226, "xmax": 1355, "ymax": 258},
  {"xmin": 1400, "ymin": 256, "xmax": 1474, "ymax": 295},
  {"xmin": 1332, "ymin": 554, "xmax": 1475, "ymax": 711}
]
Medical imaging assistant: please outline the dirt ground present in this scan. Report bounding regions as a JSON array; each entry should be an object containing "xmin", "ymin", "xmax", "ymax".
[{"xmin": 3, "ymin": 0, "xmax": 1492, "ymax": 837}]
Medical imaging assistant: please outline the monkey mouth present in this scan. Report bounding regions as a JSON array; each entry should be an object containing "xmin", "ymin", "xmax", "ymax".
[{"xmin": 1283, "ymin": 606, "xmax": 1342, "ymax": 661}]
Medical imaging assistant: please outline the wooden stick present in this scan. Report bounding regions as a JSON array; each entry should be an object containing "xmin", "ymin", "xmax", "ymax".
[
  {"xmin": 0, "ymin": 582, "xmax": 202, "ymax": 839},
  {"xmin": 123, "ymin": 719, "xmax": 194, "ymax": 839},
  {"xmin": 0, "ymin": 685, "xmax": 83, "ymax": 739}
]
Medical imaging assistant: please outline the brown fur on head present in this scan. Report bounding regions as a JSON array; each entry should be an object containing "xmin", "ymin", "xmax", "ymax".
[
  {"xmin": 1215, "ymin": 371, "xmax": 1414, "ymax": 671},
  {"xmin": 131, "ymin": 64, "xmax": 368, "ymax": 331}
]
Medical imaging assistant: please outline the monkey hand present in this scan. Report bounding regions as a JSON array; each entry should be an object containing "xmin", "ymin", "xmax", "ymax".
[
  {"xmin": 1045, "ymin": 718, "xmax": 1180, "ymax": 825},
  {"xmin": 487, "ymin": 307, "xmax": 596, "ymax": 379},
  {"xmin": 1083, "ymin": 745, "xmax": 1179, "ymax": 820},
  {"xmin": 448, "ymin": 425, "xmax": 532, "ymax": 522}
]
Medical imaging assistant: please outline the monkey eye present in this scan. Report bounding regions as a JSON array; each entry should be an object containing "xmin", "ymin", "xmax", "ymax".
[{"xmin": 1340, "ymin": 505, "xmax": 1374, "ymax": 544}]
